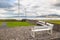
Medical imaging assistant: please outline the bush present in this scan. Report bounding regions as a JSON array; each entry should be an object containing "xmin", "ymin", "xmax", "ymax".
[{"xmin": 21, "ymin": 19, "xmax": 27, "ymax": 22}]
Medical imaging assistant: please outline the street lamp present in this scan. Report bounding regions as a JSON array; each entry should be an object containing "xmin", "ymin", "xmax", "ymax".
[{"xmin": 17, "ymin": 0, "xmax": 20, "ymax": 20}]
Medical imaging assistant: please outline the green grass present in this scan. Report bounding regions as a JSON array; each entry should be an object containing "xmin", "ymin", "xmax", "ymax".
[
  {"xmin": 0, "ymin": 20, "xmax": 60, "ymax": 28},
  {"xmin": 42, "ymin": 20, "xmax": 60, "ymax": 24},
  {"xmin": 0, "ymin": 22, "xmax": 3, "ymax": 26},
  {"xmin": 6, "ymin": 21, "xmax": 34, "ymax": 28}
]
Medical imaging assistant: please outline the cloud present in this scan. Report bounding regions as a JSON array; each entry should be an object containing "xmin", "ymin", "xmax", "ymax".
[
  {"xmin": 54, "ymin": 3, "xmax": 60, "ymax": 7},
  {"xmin": 0, "ymin": 9, "xmax": 7, "ymax": 13},
  {"xmin": 0, "ymin": 0, "xmax": 18, "ymax": 18},
  {"xmin": 0, "ymin": 2, "xmax": 13, "ymax": 8},
  {"xmin": 52, "ymin": 0, "xmax": 60, "ymax": 10},
  {"xmin": 20, "ymin": 0, "xmax": 60, "ymax": 16},
  {"xmin": 0, "ymin": 0, "xmax": 60, "ymax": 18},
  {"xmin": 0, "ymin": 0, "xmax": 16, "ymax": 8},
  {"xmin": 0, "ymin": 0, "xmax": 18, "ymax": 13},
  {"xmin": 5, "ymin": 6, "xmax": 18, "ymax": 13}
]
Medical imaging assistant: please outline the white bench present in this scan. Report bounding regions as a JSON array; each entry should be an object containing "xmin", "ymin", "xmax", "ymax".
[{"xmin": 31, "ymin": 21, "xmax": 54, "ymax": 37}]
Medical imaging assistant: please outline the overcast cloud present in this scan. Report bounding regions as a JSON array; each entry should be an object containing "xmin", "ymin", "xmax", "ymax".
[
  {"xmin": 0, "ymin": 0, "xmax": 18, "ymax": 18},
  {"xmin": 20, "ymin": 0, "xmax": 60, "ymax": 16},
  {"xmin": 0, "ymin": 0, "xmax": 60, "ymax": 18}
]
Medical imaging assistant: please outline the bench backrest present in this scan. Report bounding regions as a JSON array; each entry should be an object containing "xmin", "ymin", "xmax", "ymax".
[{"xmin": 35, "ymin": 21, "xmax": 54, "ymax": 30}]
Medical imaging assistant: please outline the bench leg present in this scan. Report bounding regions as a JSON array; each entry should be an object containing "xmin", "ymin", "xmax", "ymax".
[
  {"xmin": 47, "ymin": 30, "xmax": 53, "ymax": 35},
  {"xmin": 50, "ymin": 30, "xmax": 53, "ymax": 35},
  {"xmin": 31, "ymin": 31, "xmax": 35, "ymax": 37}
]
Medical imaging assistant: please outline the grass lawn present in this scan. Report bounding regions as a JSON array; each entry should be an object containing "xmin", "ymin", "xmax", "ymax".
[
  {"xmin": 6, "ymin": 20, "xmax": 60, "ymax": 28},
  {"xmin": 42, "ymin": 20, "xmax": 60, "ymax": 24},
  {"xmin": 6, "ymin": 21, "xmax": 35, "ymax": 28},
  {"xmin": 0, "ymin": 20, "xmax": 60, "ymax": 28},
  {"xmin": 0, "ymin": 22, "xmax": 3, "ymax": 26}
]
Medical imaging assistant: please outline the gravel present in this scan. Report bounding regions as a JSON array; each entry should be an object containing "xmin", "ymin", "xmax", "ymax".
[{"xmin": 0, "ymin": 26, "xmax": 60, "ymax": 40}]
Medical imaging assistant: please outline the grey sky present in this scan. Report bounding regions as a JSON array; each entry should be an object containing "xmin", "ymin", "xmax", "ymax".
[
  {"xmin": 20, "ymin": 0, "xmax": 60, "ymax": 16},
  {"xmin": 0, "ymin": 0, "xmax": 60, "ymax": 18}
]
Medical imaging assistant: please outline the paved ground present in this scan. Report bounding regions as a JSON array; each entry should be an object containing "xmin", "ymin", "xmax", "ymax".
[
  {"xmin": 0, "ymin": 22, "xmax": 7, "ymax": 29},
  {"xmin": 0, "ymin": 27, "xmax": 60, "ymax": 40},
  {"xmin": 0, "ymin": 22, "xmax": 60, "ymax": 40}
]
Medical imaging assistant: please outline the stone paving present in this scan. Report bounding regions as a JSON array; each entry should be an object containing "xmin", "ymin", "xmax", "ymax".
[
  {"xmin": 0, "ymin": 22, "xmax": 60, "ymax": 40},
  {"xmin": 0, "ymin": 27, "xmax": 60, "ymax": 40},
  {"xmin": 0, "ymin": 27, "xmax": 31, "ymax": 40}
]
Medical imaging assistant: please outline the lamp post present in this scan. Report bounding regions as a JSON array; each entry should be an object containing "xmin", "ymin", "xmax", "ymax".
[
  {"xmin": 17, "ymin": 0, "xmax": 20, "ymax": 20},
  {"xmin": 21, "ymin": 6, "xmax": 27, "ymax": 21},
  {"xmin": 24, "ymin": 7, "xmax": 27, "ymax": 19}
]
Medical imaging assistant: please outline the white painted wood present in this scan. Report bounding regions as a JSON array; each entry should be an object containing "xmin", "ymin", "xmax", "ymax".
[{"xmin": 31, "ymin": 21, "xmax": 54, "ymax": 37}]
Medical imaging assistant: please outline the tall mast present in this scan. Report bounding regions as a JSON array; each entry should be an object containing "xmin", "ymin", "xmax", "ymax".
[{"xmin": 18, "ymin": 0, "xmax": 20, "ymax": 20}]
